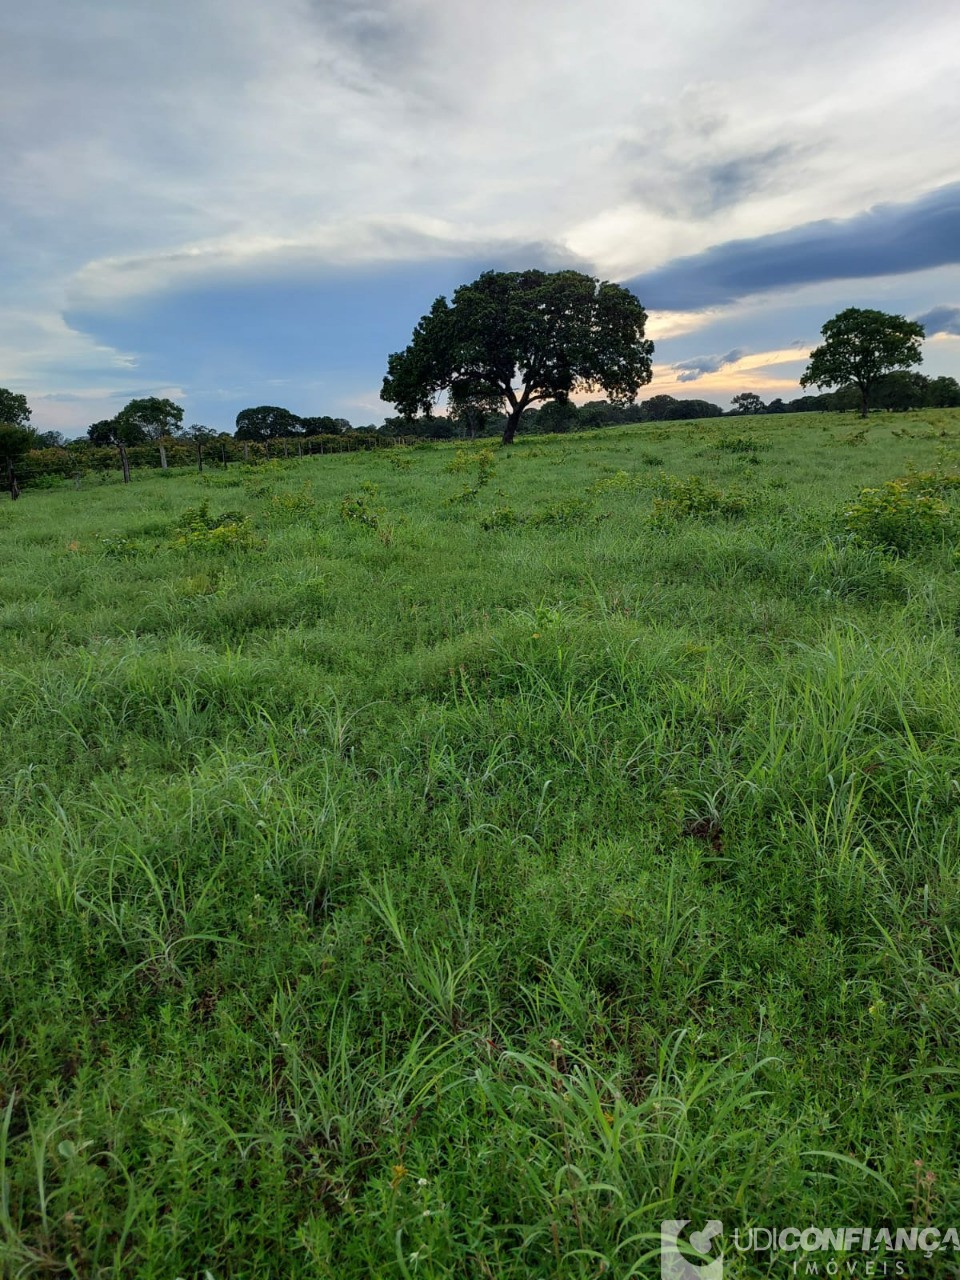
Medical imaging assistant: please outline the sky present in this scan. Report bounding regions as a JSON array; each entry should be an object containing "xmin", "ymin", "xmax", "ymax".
[{"xmin": 2, "ymin": 0, "xmax": 960, "ymax": 435}]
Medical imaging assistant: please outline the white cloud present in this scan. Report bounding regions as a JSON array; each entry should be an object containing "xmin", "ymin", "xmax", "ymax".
[{"xmin": 2, "ymin": 0, "xmax": 959, "ymax": 412}]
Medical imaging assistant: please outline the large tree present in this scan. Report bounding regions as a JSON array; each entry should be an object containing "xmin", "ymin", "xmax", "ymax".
[
  {"xmin": 235, "ymin": 405, "xmax": 302, "ymax": 440},
  {"xmin": 299, "ymin": 415, "xmax": 351, "ymax": 436},
  {"xmin": 0, "ymin": 388, "xmax": 31, "ymax": 429},
  {"xmin": 800, "ymin": 308, "xmax": 925, "ymax": 418},
  {"xmin": 381, "ymin": 269, "xmax": 654, "ymax": 445},
  {"xmin": 87, "ymin": 416, "xmax": 147, "ymax": 446},
  {"xmin": 116, "ymin": 397, "xmax": 184, "ymax": 440},
  {"xmin": 926, "ymin": 375, "xmax": 960, "ymax": 408},
  {"xmin": 731, "ymin": 392, "xmax": 766, "ymax": 415}
]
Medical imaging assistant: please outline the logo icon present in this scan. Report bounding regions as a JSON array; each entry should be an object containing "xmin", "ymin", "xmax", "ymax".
[{"xmin": 660, "ymin": 1219, "xmax": 723, "ymax": 1280}]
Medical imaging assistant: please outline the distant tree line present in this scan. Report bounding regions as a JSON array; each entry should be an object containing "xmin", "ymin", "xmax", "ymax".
[
  {"xmin": 4, "ymin": 292, "xmax": 960, "ymax": 496},
  {"xmin": 733, "ymin": 372, "xmax": 960, "ymax": 416}
]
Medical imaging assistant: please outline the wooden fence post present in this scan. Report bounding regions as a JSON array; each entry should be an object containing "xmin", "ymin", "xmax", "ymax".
[
  {"xmin": 6, "ymin": 456, "xmax": 21, "ymax": 501},
  {"xmin": 118, "ymin": 445, "xmax": 131, "ymax": 484}
]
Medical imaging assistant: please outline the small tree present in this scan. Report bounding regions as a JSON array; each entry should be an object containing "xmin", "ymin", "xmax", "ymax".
[
  {"xmin": 731, "ymin": 392, "xmax": 765, "ymax": 415},
  {"xmin": 800, "ymin": 308, "xmax": 925, "ymax": 418},
  {"xmin": 381, "ymin": 269, "xmax": 654, "ymax": 445}
]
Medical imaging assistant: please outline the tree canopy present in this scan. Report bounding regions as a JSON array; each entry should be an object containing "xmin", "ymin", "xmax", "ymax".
[
  {"xmin": 117, "ymin": 397, "xmax": 184, "ymax": 440},
  {"xmin": 87, "ymin": 397, "xmax": 184, "ymax": 446},
  {"xmin": 381, "ymin": 269, "xmax": 654, "ymax": 445},
  {"xmin": 0, "ymin": 388, "xmax": 31, "ymax": 429},
  {"xmin": 731, "ymin": 392, "xmax": 766, "ymax": 415},
  {"xmin": 800, "ymin": 308, "xmax": 925, "ymax": 417},
  {"xmin": 235, "ymin": 406, "xmax": 303, "ymax": 440}
]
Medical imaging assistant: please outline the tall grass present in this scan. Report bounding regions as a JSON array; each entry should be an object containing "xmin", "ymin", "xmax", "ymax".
[{"xmin": 2, "ymin": 411, "xmax": 960, "ymax": 1275}]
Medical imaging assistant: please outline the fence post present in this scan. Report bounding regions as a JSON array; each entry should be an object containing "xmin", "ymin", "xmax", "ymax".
[
  {"xmin": 118, "ymin": 445, "xmax": 131, "ymax": 484},
  {"xmin": 159, "ymin": 441, "xmax": 168, "ymax": 470},
  {"xmin": 6, "ymin": 456, "xmax": 21, "ymax": 501}
]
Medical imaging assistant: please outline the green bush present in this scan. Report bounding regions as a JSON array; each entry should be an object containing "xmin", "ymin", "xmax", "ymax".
[
  {"xmin": 340, "ymin": 482, "xmax": 393, "ymax": 543},
  {"xmin": 444, "ymin": 448, "xmax": 497, "ymax": 503},
  {"xmin": 479, "ymin": 505, "xmax": 523, "ymax": 530},
  {"xmin": 651, "ymin": 474, "xmax": 749, "ymax": 526},
  {"xmin": 171, "ymin": 500, "xmax": 260, "ymax": 551},
  {"xmin": 715, "ymin": 435, "xmax": 765, "ymax": 455},
  {"xmin": 842, "ymin": 473, "xmax": 960, "ymax": 553},
  {"xmin": 588, "ymin": 469, "xmax": 644, "ymax": 495},
  {"xmin": 528, "ymin": 497, "xmax": 594, "ymax": 527}
]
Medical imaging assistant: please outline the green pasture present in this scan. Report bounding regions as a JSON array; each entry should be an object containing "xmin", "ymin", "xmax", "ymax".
[{"xmin": 2, "ymin": 411, "xmax": 960, "ymax": 1277}]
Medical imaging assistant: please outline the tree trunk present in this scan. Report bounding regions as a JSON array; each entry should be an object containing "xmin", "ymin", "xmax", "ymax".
[
  {"xmin": 501, "ymin": 405, "xmax": 523, "ymax": 446},
  {"xmin": 858, "ymin": 384, "xmax": 869, "ymax": 418},
  {"xmin": 196, "ymin": 442, "xmax": 203, "ymax": 473},
  {"xmin": 221, "ymin": 443, "xmax": 227, "ymax": 467},
  {"xmin": 119, "ymin": 445, "xmax": 131, "ymax": 484},
  {"xmin": 243, "ymin": 442, "xmax": 250, "ymax": 463}
]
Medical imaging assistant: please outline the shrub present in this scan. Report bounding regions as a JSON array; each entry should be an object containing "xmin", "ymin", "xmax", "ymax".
[
  {"xmin": 588, "ymin": 470, "xmax": 644, "ymax": 495},
  {"xmin": 842, "ymin": 474, "xmax": 959, "ymax": 553},
  {"xmin": 171, "ymin": 500, "xmax": 260, "ymax": 552},
  {"xmin": 270, "ymin": 485, "xmax": 316, "ymax": 521},
  {"xmin": 715, "ymin": 435, "xmax": 765, "ymax": 455},
  {"xmin": 528, "ymin": 498, "xmax": 594, "ymax": 527},
  {"xmin": 340, "ymin": 483, "xmax": 393, "ymax": 544},
  {"xmin": 479, "ymin": 498, "xmax": 595, "ymax": 531},
  {"xmin": 444, "ymin": 448, "xmax": 496, "ymax": 503},
  {"xmin": 95, "ymin": 533, "xmax": 145, "ymax": 558},
  {"xmin": 479, "ymin": 506, "xmax": 523, "ymax": 530},
  {"xmin": 651, "ymin": 474, "xmax": 749, "ymax": 526}
]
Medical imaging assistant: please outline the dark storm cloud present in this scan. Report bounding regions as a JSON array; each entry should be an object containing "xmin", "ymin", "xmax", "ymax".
[
  {"xmin": 672, "ymin": 348, "xmax": 745, "ymax": 382},
  {"xmin": 915, "ymin": 304, "xmax": 960, "ymax": 336},
  {"xmin": 630, "ymin": 182, "xmax": 960, "ymax": 310}
]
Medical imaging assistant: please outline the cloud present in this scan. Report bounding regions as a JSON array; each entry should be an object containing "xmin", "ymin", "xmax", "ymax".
[
  {"xmin": 915, "ymin": 304, "xmax": 960, "ymax": 336},
  {"xmin": 4, "ymin": 0, "xmax": 960, "ymax": 423},
  {"xmin": 673, "ymin": 347, "xmax": 745, "ymax": 382},
  {"xmin": 630, "ymin": 182, "xmax": 960, "ymax": 310},
  {"xmin": 627, "ymin": 133, "xmax": 803, "ymax": 220},
  {"xmin": 67, "ymin": 223, "xmax": 586, "ymax": 309}
]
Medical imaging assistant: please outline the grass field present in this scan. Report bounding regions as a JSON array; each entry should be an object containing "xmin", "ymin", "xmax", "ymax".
[{"xmin": 3, "ymin": 411, "xmax": 960, "ymax": 1278}]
